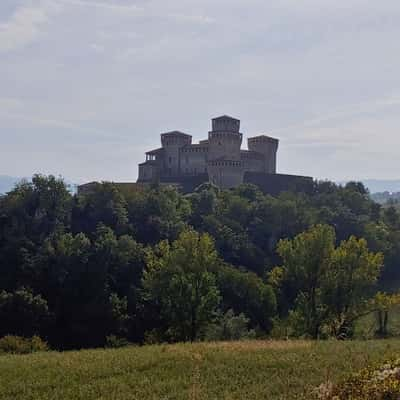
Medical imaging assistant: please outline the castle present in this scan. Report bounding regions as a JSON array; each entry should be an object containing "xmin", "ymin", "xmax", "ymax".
[
  {"xmin": 78, "ymin": 115, "xmax": 312, "ymax": 196},
  {"xmin": 137, "ymin": 115, "xmax": 312, "ymax": 193}
]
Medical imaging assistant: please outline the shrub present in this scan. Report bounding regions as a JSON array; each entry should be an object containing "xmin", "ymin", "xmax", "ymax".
[
  {"xmin": 0, "ymin": 335, "xmax": 48, "ymax": 354},
  {"xmin": 105, "ymin": 335, "xmax": 130, "ymax": 348},
  {"xmin": 314, "ymin": 358, "xmax": 400, "ymax": 399},
  {"xmin": 204, "ymin": 309, "xmax": 255, "ymax": 341},
  {"xmin": 0, "ymin": 288, "xmax": 52, "ymax": 338}
]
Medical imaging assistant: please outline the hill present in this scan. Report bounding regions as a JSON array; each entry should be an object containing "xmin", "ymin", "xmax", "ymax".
[
  {"xmin": 371, "ymin": 191, "xmax": 400, "ymax": 205},
  {"xmin": 1, "ymin": 340, "xmax": 400, "ymax": 400},
  {"xmin": 362, "ymin": 179, "xmax": 400, "ymax": 193}
]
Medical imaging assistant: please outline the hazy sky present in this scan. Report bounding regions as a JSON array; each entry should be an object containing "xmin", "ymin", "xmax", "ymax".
[{"xmin": 1, "ymin": 0, "xmax": 400, "ymax": 183}]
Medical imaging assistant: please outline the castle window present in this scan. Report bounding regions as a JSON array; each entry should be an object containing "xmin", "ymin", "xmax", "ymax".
[
  {"xmin": 169, "ymin": 156, "xmax": 172, "ymax": 164},
  {"xmin": 185, "ymin": 156, "xmax": 189, "ymax": 163}
]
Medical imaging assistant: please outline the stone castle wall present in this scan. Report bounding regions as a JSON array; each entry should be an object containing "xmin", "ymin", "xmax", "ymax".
[
  {"xmin": 180, "ymin": 145, "xmax": 208, "ymax": 175},
  {"xmin": 137, "ymin": 116, "xmax": 285, "ymax": 189},
  {"xmin": 207, "ymin": 160, "xmax": 244, "ymax": 189}
]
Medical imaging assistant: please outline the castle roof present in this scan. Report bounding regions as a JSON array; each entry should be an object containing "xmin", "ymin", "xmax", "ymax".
[
  {"xmin": 146, "ymin": 147, "xmax": 163, "ymax": 155},
  {"xmin": 161, "ymin": 130, "xmax": 192, "ymax": 137},
  {"xmin": 212, "ymin": 115, "xmax": 240, "ymax": 122},
  {"xmin": 248, "ymin": 134, "xmax": 278, "ymax": 142}
]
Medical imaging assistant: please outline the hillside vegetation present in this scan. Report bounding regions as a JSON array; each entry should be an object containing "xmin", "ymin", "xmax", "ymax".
[
  {"xmin": 0, "ymin": 176, "xmax": 400, "ymax": 349},
  {"xmin": 1, "ymin": 340, "xmax": 400, "ymax": 400}
]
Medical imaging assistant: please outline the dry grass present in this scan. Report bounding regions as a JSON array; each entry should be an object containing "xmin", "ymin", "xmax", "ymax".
[
  {"xmin": 1, "ymin": 339, "xmax": 400, "ymax": 400},
  {"xmin": 199, "ymin": 339, "xmax": 311, "ymax": 352}
]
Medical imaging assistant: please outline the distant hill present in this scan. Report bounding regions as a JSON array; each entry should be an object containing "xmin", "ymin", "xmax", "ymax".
[
  {"xmin": 371, "ymin": 191, "xmax": 400, "ymax": 206},
  {"xmin": 360, "ymin": 179, "xmax": 400, "ymax": 193},
  {"xmin": 337, "ymin": 179, "xmax": 400, "ymax": 193}
]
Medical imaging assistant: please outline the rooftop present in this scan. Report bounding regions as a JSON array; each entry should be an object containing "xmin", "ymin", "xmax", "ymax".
[
  {"xmin": 161, "ymin": 130, "xmax": 192, "ymax": 137},
  {"xmin": 212, "ymin": 115, "xmax": 240, "ymax": 122},
  {"xmin": 248, "ymin": 134, "xmax": 279, "ymax": 142}
]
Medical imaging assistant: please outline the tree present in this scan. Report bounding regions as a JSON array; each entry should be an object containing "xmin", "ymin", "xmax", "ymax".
[
  {"xmin": 72, "ymin": 182, "xmax": 129, "ymax": 235},
  {"xmin": 0, "ymin": 175, "xmax": 72, "ymax": 291},
  {"xmin": 277, "ymin": 224, "xmax": 335, "ymax": 338},
  {"xmin": 276, "ymin": 225, "xmax": 383, "ymax": 339},
  {"xmin": 204, "ymin": 309, "xmax": 255, "ymax": 341},
  {"xmin": 324, "ymin": 236, "xmax": 383, "ymax": 338},
  {"xmin": 0, "ymin": 288, "xmax": 52, "ymax": 338},
  {"xmin": 126, "ymin": 186, "xmax": 191, "ymax": 245},
  {"xmin": 370, "ymin": 292, "xmax": 400, "ymax": 337},
  {"xmin": 143, "ymin": 230, "xmax": 220, "ymax": 342},
  {"xmin": 215, "ymin": 264, "xmax": 276, "ymax": 331}
]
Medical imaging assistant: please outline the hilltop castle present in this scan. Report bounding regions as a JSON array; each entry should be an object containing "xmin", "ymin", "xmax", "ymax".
[
  {"xmin": 78, "ymin": 115, "xmax": 312, "ymax": 196},
  {"xmin": 137, "ymin": 115, "xmax": 311, "ymax": 193}
]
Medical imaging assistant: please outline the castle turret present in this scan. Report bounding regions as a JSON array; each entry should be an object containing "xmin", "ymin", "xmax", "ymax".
[
  {"xmin": 161, "ymin": 131, "xmax": 192, "ymax": 176},
  {"xmin": 208, "ymin": 115, "xmax": 242, "ymax": 161},
  {"xmin": 207, "ymin": 116, "xmax": 244, "ymax": 188},
  {"xmin": 248, "ymin": 135, "xmax": 279, "ymax": 174}
]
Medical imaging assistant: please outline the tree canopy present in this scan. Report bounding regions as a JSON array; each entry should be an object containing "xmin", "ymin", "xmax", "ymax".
[{"xmin": 0, "ymin": 175, "xmax": 398, "ymax": 348}]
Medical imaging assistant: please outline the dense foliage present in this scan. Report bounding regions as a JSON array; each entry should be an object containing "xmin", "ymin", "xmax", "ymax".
[
  {"xmin": 315, "ymin": 358, "xmax": 400, "ymax": 399},
  {"xmin": 0, "ymin": 175, "xmax": 399, "ymax": 348}
]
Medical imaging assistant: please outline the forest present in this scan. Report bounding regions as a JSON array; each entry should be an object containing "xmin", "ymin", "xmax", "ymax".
[{"xmin": 0, "ymin": 175, "xmax": 399, "ymax": 349}]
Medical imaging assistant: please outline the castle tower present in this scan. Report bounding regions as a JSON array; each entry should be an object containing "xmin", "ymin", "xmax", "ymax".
[
  {"xmin": 207, "ymin": 116, "xmax": 244, "ymax": 188},
  {"xmin": 161, "ymin": 131, "xmax": 192, "ymax": 176},
  {"xmin": 247, "ymin": 135, "xmax": 279, "ymax": 174}
]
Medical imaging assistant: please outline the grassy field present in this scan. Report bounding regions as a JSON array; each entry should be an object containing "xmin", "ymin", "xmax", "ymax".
[{"xmin": 1, "ymin": 340, "xmax": 400, "ymax": 400}]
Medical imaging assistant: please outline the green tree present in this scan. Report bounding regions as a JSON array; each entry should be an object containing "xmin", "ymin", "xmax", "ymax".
[
  {"xmin": 215, "ymin": 264, "xmax": 276, "ymax": 331},
  {"xmin": 72, "ymin": 182, "xmax": 129, "ymax": 235},
  {"xmin": 0, "ymin": 288, "xmax": 52, "ymax": 338},
  {"xmin": 0, "ymin": 175, "xmax": 72, "ymax": 291},
  {"xmin": 276, "ymin": 225, "xmax": 383, "ymax": 338},
  {"xmin": 277, "ymin": 224, "xmax": 335, "ymax": 338},
  {"xmin": 324, "ymin": 236, "xmax": 383, "ymax": 338},
  {"xmin": 370, "ymin": 292, "xmax": 400, "ymax": 337},
  {"xmin": 143, "ymin": 230, "xmax": 220, "ymax": 342},
  {"xmin": 204, "ymin": 309, "xmax": 255, "ymax": 341}
]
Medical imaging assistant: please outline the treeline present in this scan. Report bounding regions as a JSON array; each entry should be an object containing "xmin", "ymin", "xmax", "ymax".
[
  {"xmin": 371, "ymin": 191, "xmax": 400, "ymax": 208},
  {"xmin": 0, "ymin": 175, "xmax": 399, "ymax": 349}
]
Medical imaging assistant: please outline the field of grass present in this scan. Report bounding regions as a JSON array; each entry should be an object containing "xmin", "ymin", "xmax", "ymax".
[{"xmin": 1, "ymin": 339, "xmax": 400, "ymax": 400}]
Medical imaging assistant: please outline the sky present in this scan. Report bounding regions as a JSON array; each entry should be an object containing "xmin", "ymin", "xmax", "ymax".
[{"xmin": 1, "ymin": 0, "xmax": 400, "ymax": 184}]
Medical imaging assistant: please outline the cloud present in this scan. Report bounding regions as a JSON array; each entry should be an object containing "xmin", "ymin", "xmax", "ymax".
[
  {"xmin": 0, "ymin": 97, "xmax": 23, "ymax": 110},
  {"xmin": 90, "ymin": 43, "xmax": 105, "ymax": 53},
  {"xmin": 1, "ymin": 0, "xmax": 400, "ymax": 181},
  {"xmin": 56, "ymin": 0, "xmax": 142, "ymax": 15},
  {"xmin": 277, "ymin": 94, "xmax": 400, "ymax": 137},
  {"xmin": 0, "ymin": 1, "xmax": 61, "ymax": 52},
  {"xmin": 56, "ymin": 0, "xmax": 214, "ymax": 24}
]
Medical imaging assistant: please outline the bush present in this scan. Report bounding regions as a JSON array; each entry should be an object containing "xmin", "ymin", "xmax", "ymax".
[
  {"xmin": 0, "ymin": 288, "xmax": 52, "ymax": 338},
  {"xmin": 204, "ymin": 309, "xmax": 255, "ymax": 341},
  {"xmin": 0, "ymin": 335, "xmax": 48, "ymax": 354},
  {"xmin": 314, "ymin": 358, "xmax": 400, "ymax": 399},
  {"xmin": 105, "ymin": 335, "xmax": 130, "ymax": 348}
]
